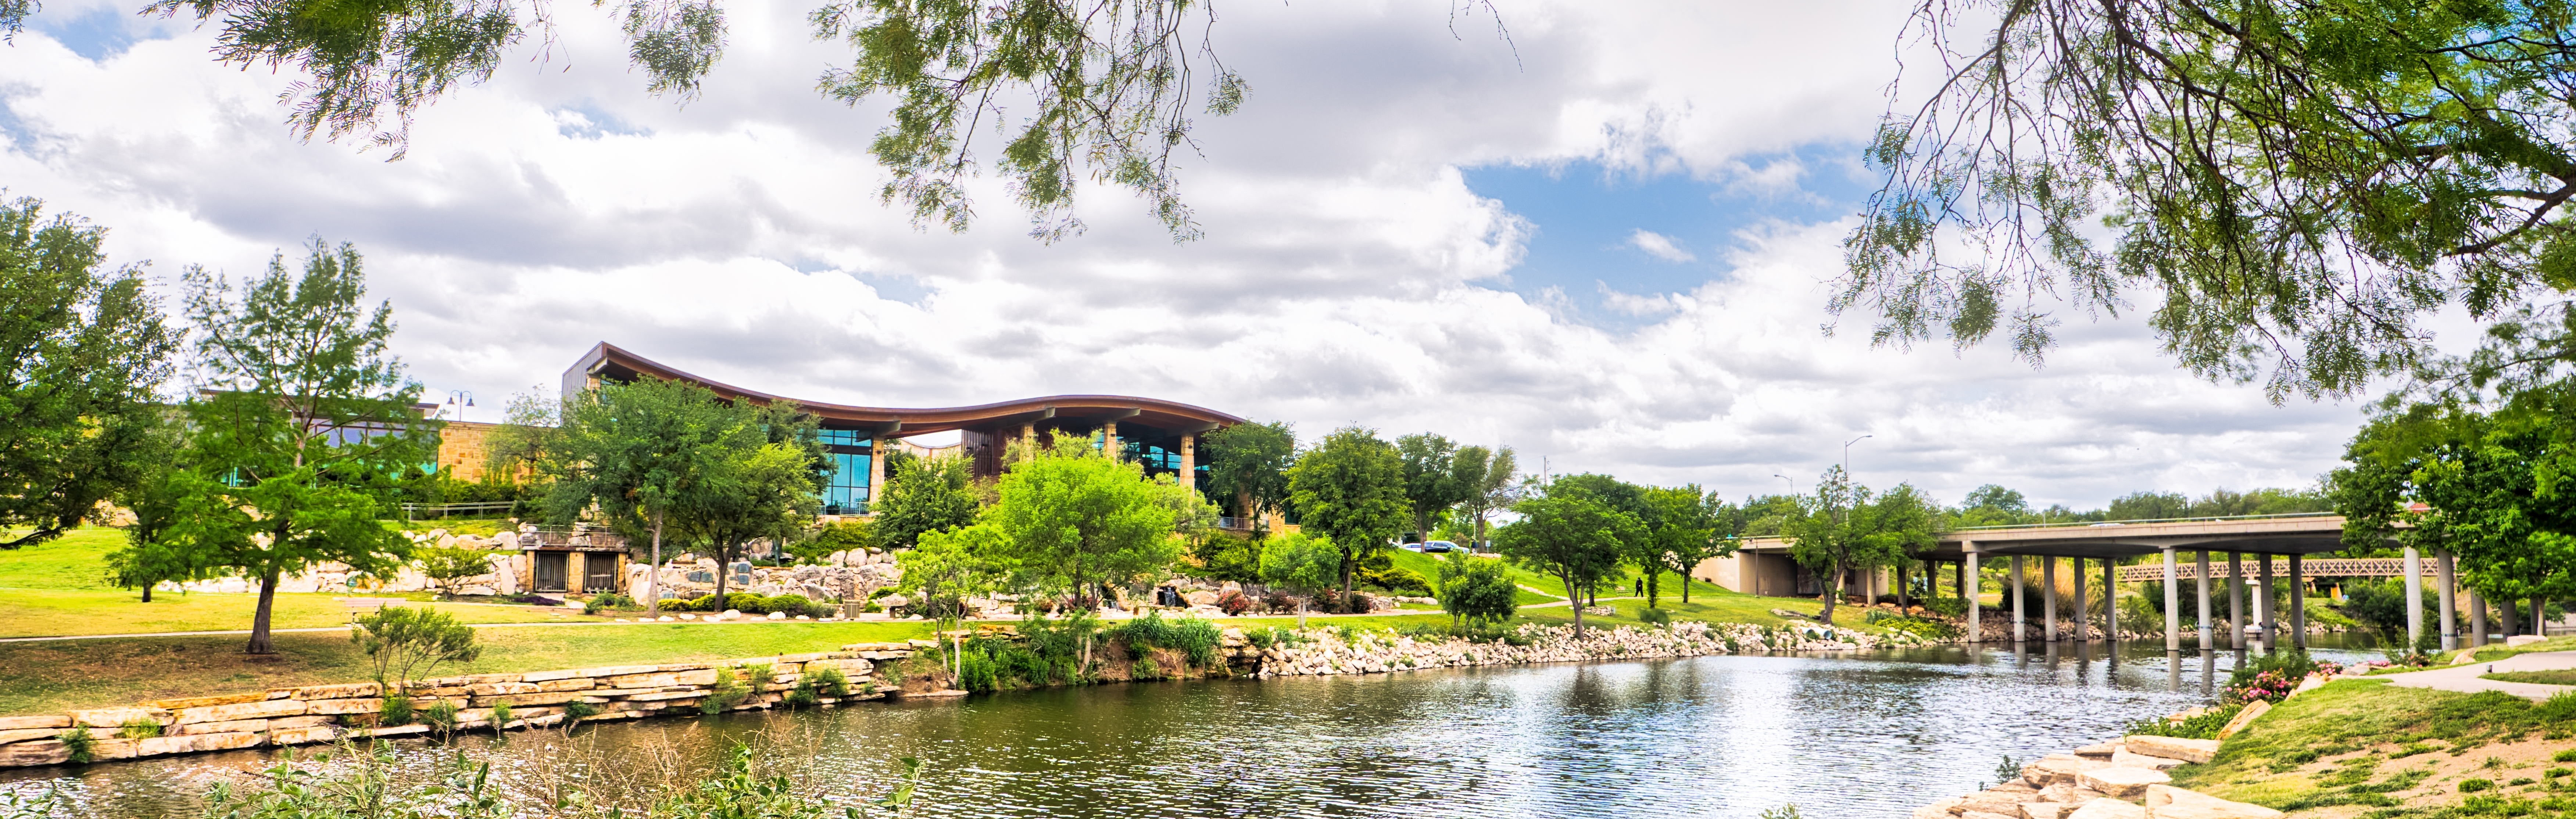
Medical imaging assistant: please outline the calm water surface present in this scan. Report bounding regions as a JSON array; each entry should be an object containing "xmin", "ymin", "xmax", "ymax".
[{"xmin": 1, "ymin": 638, "xmax": 2380, "ymax": 819}]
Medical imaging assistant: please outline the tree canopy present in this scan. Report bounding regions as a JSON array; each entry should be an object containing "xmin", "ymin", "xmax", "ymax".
[
  {"xmin": 1782, "ymin": 467, "xmax": 1935, "ymax": 625},
  {"xmin": 1285, "ymin": 426, "xmax": 1408, "ymax": 613},
  {"xmin": 1850, "ymin": 0, "xmax": 2576, "ymax": 400},
  {"xmin": 984, "ymin": 441, "xmax": 1179, "ymax": 608},
  {"xmin": 1493, "ymin": 488, "xmax": 1637, "ymax": 636},
  {"xmin": 1203, "ymin": 420, "xmax": 1295, "ymax": 529},
  {"xmin": 543, "ymin": 376, "xmax": 746, "ymax": 614},
  {"xmin": 871, "ymin": 453, "xmax": 980, "ymax": 550}
]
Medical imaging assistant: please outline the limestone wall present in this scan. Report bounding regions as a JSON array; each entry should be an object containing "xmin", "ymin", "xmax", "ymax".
[
  {"xmin": 1231, "ymin": 620, "xmax": 1932, "ymax": 678},
  {"xmin": 0, "ymin": 643, "xmax": 916, "ymax": 769}
]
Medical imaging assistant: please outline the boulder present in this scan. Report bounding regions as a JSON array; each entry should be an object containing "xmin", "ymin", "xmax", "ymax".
[
  {"xmin": 2022, "ymin": 804, "xmax": 2067, "ymax": 819},
  {"xmin": 2216, "ymin": 700, "xmax": 2269, "ymax": 739},
  {"xmin": 1966, "ymin": 812, "xmax": 2019, "ymax": 819},
  {"xmin": 0, "ymin": 740, "xmax": 69, "ymax": 766},
  {"xmin": 768, "ymin": 611, "xmax": 787, "ymax": 620},
  {"xmin": 2111, "ymin": 750, "xmax": 2187, "ymax": 770},
  {"xmin": 68, "ymin": 707, "xmax": 169, "ymax": 728},
  {"xmin": 172, "ymin": 700, "xmax": 307, "ymax": 725},
  {"xmin": 2068, "ymin": 799, "xmax": 2147, "ymax": 819},
  {"xmin": 2144, "ymin": 785, "xmax": 2282, "ymax": 819},
  {"xmin": 2025, "ymin": 755, "xmax": 2099, "ymax": 786},
  {"xmin": 2074, "ymin": 742, "xmax": 2122, "ymax": 759},
  {"xmin": 2080, "ymin": 767, "xmax": 2172, "ymax": 799},
  {"xmin": 2123, "ymin": 736, "xmax": 2220, "ymax": 765},
  {"xmin": 0, "ymin": 716, "xmax": 68, "ymax": 732}
]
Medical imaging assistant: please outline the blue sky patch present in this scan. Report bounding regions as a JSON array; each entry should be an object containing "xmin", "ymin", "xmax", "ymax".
[
  {"xmin": 1462, "ymin": 144, "xmax": 1877, "ymax": 328},
  {"xmin": 552, "ymin": 102, "xmax": 652, "ymax": 140},
  {"xmin": 29, "ymin": 5, "xmax": 146, "ymax": 60}
]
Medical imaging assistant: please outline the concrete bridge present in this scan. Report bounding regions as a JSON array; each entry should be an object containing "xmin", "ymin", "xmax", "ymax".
[{"xmin": 1695, "ymin": 513, "xmax": 2487, "ymax": 654}]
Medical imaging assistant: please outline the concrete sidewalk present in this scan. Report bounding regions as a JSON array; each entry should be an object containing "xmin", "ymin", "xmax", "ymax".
[{"xmin": 2376, "ymin": 650, "xmax": 2576, "ymax": 701}]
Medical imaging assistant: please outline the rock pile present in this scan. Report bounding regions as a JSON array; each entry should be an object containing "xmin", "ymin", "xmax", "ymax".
[
  {"xmin": 0, "ymin": 644, "xmax": 915, "ymax": 769},
  {"xmin": 1231, "ymin": 620, "xmax": 1939, "ymax": 678},
  {"xmin": 634, "ymin": 557, "xmax": 902, "ymax": 603},
  {"xmin": 1914, "ymin": 727, "xmax": 2278, "ymax": 819}
]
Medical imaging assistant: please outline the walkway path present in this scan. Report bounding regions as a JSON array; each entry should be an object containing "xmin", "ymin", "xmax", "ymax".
[{"xmin": 2375, "ymin": 650, "xmax": 2576, "ymax": 701}]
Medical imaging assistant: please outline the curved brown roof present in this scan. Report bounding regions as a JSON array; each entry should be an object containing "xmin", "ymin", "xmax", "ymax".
[{"xmin": 562, "ymin": 342, "xmax": 1243, "ymax": 435}]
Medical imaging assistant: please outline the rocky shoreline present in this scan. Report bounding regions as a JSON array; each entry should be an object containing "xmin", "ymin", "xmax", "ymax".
[{"xmin": 1240, "ymin": 620, "xmax": 1933, "ymax": 677}]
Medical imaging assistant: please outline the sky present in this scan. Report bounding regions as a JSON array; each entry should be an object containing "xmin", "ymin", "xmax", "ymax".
[{"xmin": 0, "ymin": 0, "xmax": 2412, "ymax": 509}]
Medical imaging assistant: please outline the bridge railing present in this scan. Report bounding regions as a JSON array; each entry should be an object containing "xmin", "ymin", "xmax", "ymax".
[
  {"xmin": 1949, "ymin": 511, "xmax": 2339, "ymax": 532},
  {"xmin": 2110, "ymin": 557, "xmax": 2433, "ymax": 582}
]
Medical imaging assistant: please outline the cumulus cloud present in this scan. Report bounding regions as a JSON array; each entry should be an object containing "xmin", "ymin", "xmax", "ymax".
[
  {"xmin": 1627, "ymin": 229, "xmax": 1696, "ymax": 263},
  {"xmin": 0, "ymin": 0, "xmax": 2385, "ymax": 509}
]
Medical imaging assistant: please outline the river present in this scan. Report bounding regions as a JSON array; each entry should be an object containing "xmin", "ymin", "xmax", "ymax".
[{"xmin": 0, "ymin": 637, "xmax": 2383, "ymax": 818}]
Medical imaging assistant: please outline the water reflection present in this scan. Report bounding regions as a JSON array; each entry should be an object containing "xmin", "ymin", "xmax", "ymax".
[{"xmin": 0, "ymin": 640, "xmax": 2386, "ymax": 819}]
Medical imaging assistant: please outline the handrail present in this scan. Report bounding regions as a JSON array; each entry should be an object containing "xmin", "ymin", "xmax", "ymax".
[{"xmin": 1947, "ymin": 511, "xmax": 2338, "ymax": 532}]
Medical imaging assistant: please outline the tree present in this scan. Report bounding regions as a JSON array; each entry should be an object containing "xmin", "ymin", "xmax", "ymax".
[
  {"xmin": 2329, "ymin": 397, "xmax": 2576, "ymax": 628},
  {"xmin": 1782, "ymin": 467, "xmax": 1930, "ymax": 626},
  {"xmin": 104, "ymin": 418, "xmax": 210, "ymax": 603},
  {"xmin": 350, "ymin": 605, "xmax": 482, "ymax": 687},
  {"xmin": 1396, "ymin": 433, "xmax": 1468, "ymax": 544},
  {"xmin": 480, "ymin": 391, "xmax": 558, "ymax": 492},
  {"xmin": 1493, "ymin": 490, "xmax": 1637, "ymax": 636},
  {"xmin": 1257, "ymin": 531, "xmax": 1339, "ymax": 628},
  {"xmin": 1434, "ymin": 553, "xmax": 1517, "ymax": 632},
  {"xmin": 1641, "ymin": 485, "xmax": 1731, "ymax": 608},
  {"xmin": 415, "ymin": 545, "xmax": 501, "ymax": 600},
  {"xmin": 1286, "ymin": 427, "xmax": 1408, "ymax": 613},
  {"xmin": 1449, "ymin": 445, "xmax": 1520, "ymax": 549},
  {"xmin": 1849, "ymin": 0, "xmax": 2576, "ymax": 400},
  {"xmin": 872, "ymin": 455, "xmax": 980, "ymax": 550},
  {"xmin": 676, "ymin": 403, "xmax": 830, "ymax": 600},
  {"xmin": 0, "ymin": 197, "xmax": 180, "ymax": 550},
  {"xmin": 2105, "ymin": 492, "xmax": 2191, "ymax": 522},
  {"xmin": 1547, "ymin": 473, "xmax": 1648, "ymax": 606},
  {"xmin": 985, "ymin": 441, "xmax": 1179, "ymax": 610},
  {"xmin": 1204, "ymin": 421, "xmax": 1295, "ymax": 531},
  {"xmin": 176, "ymin": 240, "xmax": 433, "ymax": 654},
  {"xmin": 900, "ymin": 524, "xmax": 1007, "ymax": 682},
  {"xmin": 543, "ymin": 376, "xmax": 743, "ymax": 617}
]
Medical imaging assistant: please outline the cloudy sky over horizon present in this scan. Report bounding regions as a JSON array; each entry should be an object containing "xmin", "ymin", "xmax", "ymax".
[{"xmin": 2, "ymin": 0, "xmax": 2415, "ymax": 509}]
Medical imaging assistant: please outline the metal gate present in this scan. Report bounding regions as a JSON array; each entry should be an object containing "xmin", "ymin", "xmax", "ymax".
[{"xmin": 534, "ymin": 552, "xmax": 568, "ymax": 592}]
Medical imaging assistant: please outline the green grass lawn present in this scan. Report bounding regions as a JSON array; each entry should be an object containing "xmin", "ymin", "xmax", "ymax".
[
  {"xmin": 2482, "ymin": 669, "xmax": 2576, "ymax": 685},
  {"xmin": 2167, "ymin": 680, "xmax": 2576, "ymax": 811},
  {"xmin": 0, "ymin": 527, "xmax": 586, "ymax": 637},
  {"xmin": 2465, "ymin": 635, "xmax": 2576, "ymax": 662},
  {"xmin": 0, "ymin": 620, "xmax": 936, "ymax": 716}
]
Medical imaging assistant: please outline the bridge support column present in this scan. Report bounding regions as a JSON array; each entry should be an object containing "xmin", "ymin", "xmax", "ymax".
[
  {"xmin": 2404, "ymin": 545, "xmax": 2423, "ymax": 650},
  {"xmin": 2437, "ymin": 551, "xmax": 2457, "ymax": 651},
  {"xmin": 2043, "ymin": 557, "xmax": 2059, "ymax": 642},
  {"xmin": 2011, "ymin": 555, "xmax": 2025, "ymax": 643},
  {"xmin": 2104, "ymin": 558, "xmax": 2117, "ymax": 644},
  {"xmin": 2196, "ymin": 550, "xmax": 2212, "ymax": 651},
  {"xmin": 2228, "ymin": 552, "xmax": 2244, "ymax": 651},
  {"xmin": 2470, "ymin": 589, "xmax": 2487, "ymax": 647},
  {"xmin": 1964, "ymin": 545, "xmax": 1981, "ymax": 643},
  {"xmin": 2258, "ymin": 554, "xmax": 2276, "ymax": 651},
  {"xmin": 2071, "ymin": 557, "xmax": 2089, "ymax": 641},
  {"xmin": 2289, "ymin": 554, "xmax": 2305, "ymax": 650},
  {"xmin": 2163, "ymin": 546, "xmax": 2180, "ymax": 652}
]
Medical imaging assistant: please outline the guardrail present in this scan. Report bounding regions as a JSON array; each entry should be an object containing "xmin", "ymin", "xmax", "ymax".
[
  {"xmin": 1949, "ymin": 511, "xmax": 2339, "ymax": 532},
  {"xmin": 2112, "ymin": 557, "xmax": 2436, "ymax": 582},
  {"xmin": 398, "ymin": 501, "xmax": 519, "ymax": 521}
]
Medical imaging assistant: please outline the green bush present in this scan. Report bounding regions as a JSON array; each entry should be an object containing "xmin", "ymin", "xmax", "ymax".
[
  {"xmin": 1128, "ymin": 658, "xmax": 1162, "ymax": 680},
  {"xmin": 1921, "ymin": 598, "xmax": 1967, "ymax": 618},
  {"xmin": 421, "ymin": 700, "xmax": 460, "ymax": 733},
  {"xmin": 54, "ymin": 728, "xmax": 93, "ymax": 764},
  {"xmin": 2121, "ymin": 703, "xmax": 2244, "ymax": 740},
  {"xmin": 701, "ymin": 668, "xmax": 750, "ymax": 714},
  {"xmin": 351, "ymin": 606, "xmax": 482, "ymax": 689},
  {"xmin": 379, "ymin": 694, "xmax": 416, "ymax": 726},
  {"xmin": 117, "ymin": 717, "xmax": 162, "ymax": 739},
  {"xmin": 1638, "ymin": 607, "xmax": 1672, "ymax": 625},
  {"xmin": 2558, "ymin": 749, "xmax": 2576, "ymax": 763},
  {"xmin": 724, "ymin": 592, "xmax": 767, "ymax": 614},
  {"xmin": 2459, "ymin": 778, "xmax": 2495, "ymax": 793},
  {"xmin": 1360, "ymin": 564, "xmax": 1432, "ymax": 595},
  {"xmin": 786, "ymin": 665, "xmax": 851, "ymax": 707},
  {"xmin": 583, "ymin": 593, "xmax": 638, "ymax": 614},
  {"xmin": 487, "ymin": 701, "xmax": 514, "ymax": 734},
  {"xmin": 563, "ymin": 701, "xmax": 600, "ymax": 723}
]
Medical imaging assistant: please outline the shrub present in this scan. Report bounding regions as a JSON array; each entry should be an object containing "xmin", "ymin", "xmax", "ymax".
[
  {"xmin": 1921, "ymin": 598, "xmax": 1967, "ymax": 618},
  {"xmin": 786, "ymin": 665, "xmax": 851, "ymax": 707},
  {"xmin": 583, "ymin": 593, "xmax": 638, "ymax": 615},
  {"xmin": 2226, "ymin": 650, "xmax": 2333, "ymax": 704},
  {"xmin": 2121, "ymin": 703, "xmax": 2245, "ymax": 740},
  {"xmin": 350, "ymin": 606, "xmax": 483, "ymax": 689},
  {"xmin": 563, "ymin": 701, "xmax": 600, "ymax": 723},
  {"xmin": 379, "ymin": 694, "xmax": 416, "ymax": 726},
  {"xmin": 117, "ymin": 717, "xmax": 162, "ymax": 739},
  {"xmin": 1215, "ymin": 590, "xmax": 1251, "ymax": 615},
  {"xmin": 2557, "ymin": 750, "xmax": 2576, "ymax": 764},
  {"xmin": 725, "ymin": 592, "xmax": 766, "ymax": 614},
  {"xmin": 487, "ymin": 701, "xmax": 513, "ymax": 734},
  {"xmin": 701, "ymin": 668, "xmax": 750, "ymax": 714},
  {"xmin": 421, "ymin": 701, "xmax": 460, "ymax": 733},
  {"xmin": 1638, "ymin": 607, "xmax": 1672, "ymax": 625},
  {"xmin": 1360, "ymin": 564, "xmax": 1432, "ymax": 595},
  {"xmin": 738, "ymin": 663, "xmax": 773, "ymax": 697},
  {"xmin": 1117, "ymin": 612, "xmax": 1218, "ymax": 664},
  {"xmin": 1128, "ymin": 658, "xmax": 1162, "ymax": 680},
  {"xmin": 54, "ymin": 728, "xmax": 93, "ymax": 764},
  {"xmin": 2460, "ymin": 778, "xmax": 2495, "ymax": 793}
]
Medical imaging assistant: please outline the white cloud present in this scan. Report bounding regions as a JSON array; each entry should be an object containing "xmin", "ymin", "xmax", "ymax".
[
  {"xmin": 1627, "ymin": 229, "xmax": 1696, "ymax": 263},
  {"xmin": 0, "ymin": 0, "xmax": 2389, "ymax": 510}
]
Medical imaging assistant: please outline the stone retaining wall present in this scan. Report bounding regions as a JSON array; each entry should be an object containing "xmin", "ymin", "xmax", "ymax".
[
  {"xmin": 0, "ymin": 642, "xmax": 918, "ymax": 769},
  {"xmin": 1234, "ymin": 620, "xmax": 1931, "ymax": 678}
]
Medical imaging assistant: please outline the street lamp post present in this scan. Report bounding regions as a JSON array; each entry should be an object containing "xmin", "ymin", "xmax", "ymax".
[{"xmin": 441, "ymin": 390, "xmax": 475, "ymax": 422}]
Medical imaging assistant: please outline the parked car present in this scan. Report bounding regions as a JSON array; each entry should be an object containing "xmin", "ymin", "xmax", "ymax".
[{"xmin": 1420, "ymin": 540, "xmax": 1460, "ymax": 553}]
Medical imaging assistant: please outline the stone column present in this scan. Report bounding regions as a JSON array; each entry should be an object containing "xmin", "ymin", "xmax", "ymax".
[
  {"xmin": 1964, "ymin": 544, "xmax": 1981, "ymax": 643},
  {"xmin": 2437, "ymin": 551, "xmax": 2457, "ymax": 651},
  {"xmin": 567, "ymin": 553, "xmax": 586, "ymax": 595},
  {"xmin": 1103, "ymin": 421, "xmax": 1121, "ymax": 460},
  {"xmin": 2289, "ymin": 554, "xmax": 2305, "ymax": 650},
  {"xmin": 2196, "ymin": 550, "xmax": 2213, "ymax": 651},
  {"xmin": 2043, "ymin": 556, "xmax": 2059, "ymax": 642},
  {"xmin": 1178, "ymin": 434, "xmax": 1197, "ymax": 491},
  {"xmin": 2163, "ymin": 546, "xmax": 2181, "ymax": 652},
  {"xmin": 1021, "ymin": 421, "xmax": 1037, "ymax": 460},
  {"xmin": 2104, "ymin": 558, "xmax": 2117, "ymax": 644},
  {"xmin": 2228, "ymin": 552, "xmax": 2244, "ymax": 650},
  {"xmin": 2470, "ymin": 589, "xmax": 2487, "ymax": 647},
  {"xmin": 2258, "ymin": 554, "xmax": 2275, "ymax": 650},
  {"xmin": 2071, "ymin": 557, "xmax": 2088, "ymax": 641},
  {"xmin": 2403, "ymin": 545, "xmax": 2423, "ymax": 649},
  {"xmin": 867, "ymin": 436, "xmax": 887, "ymax": 513},
  {"xmin": 2011, "ymin": 555, "xmax": 2026, "ymax": 643}
]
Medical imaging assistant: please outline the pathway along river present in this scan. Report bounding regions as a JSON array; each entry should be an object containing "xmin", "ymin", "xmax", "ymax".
[{"xmin": 2, "ymin": 637, "xmax": 2384, "ymax": 818}]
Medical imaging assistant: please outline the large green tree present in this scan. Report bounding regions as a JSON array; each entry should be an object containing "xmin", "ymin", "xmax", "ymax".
[
  {"xmin": 104, "ymin": 418, "xmax": 209, "ymax": 602},
  {"xmin": 0, "ymin": 197, "xmax": 179, "ymax": 549},
  {"xmin": 175, "ymin": 240, "xmax": 433, "ymax": 653},
  {"xmin": 2330, "ymin": 396, "xmax": 2576, "ymax": 631},
  {"xmin": 675, "ymin": 402, "xmax": 830, "ymax": 600},
  {"xmin": 543, "ymin": 376, "xmax": 744, "ymax": 615},
  {"xmin": 1204, "ymin": 420, "xmax": 1295, "ymax": 531},
  {"xmin": 1448, "ymin": 445, "xmax": 1518, "ymax": 549},
  {"xmin": 985, "ymin": 441, "xmax": 1179, "ymax": 610},
  {"xmin": 872, "ymin": 455, "xmax": 980, "ymax": 550},
  {"xmin": 1493, "ymin": 489, "xmax": 1637, "ymax": 636},
  {"xmin": 1285, "ymin": 426, "xmax": 1408, "ymax": 613},
  {"xmin": 1639, "ymin": 485, "xmax": 1729, "ymax": 607},
  {"xmin": 1783, "ymin": 467, "xmax": 1934, "ymax": 625},
  {"xmin": 1850, "ymin": 0, "xmax": 2576, "ymax": 400},
  {"xmin": 1257, "ymin": 530, "xmax": 1339, "ymax": 626},
  {"xmin": 1395, "ymin": 433, "xmax": 1467, "ymax": 545},
  {"xmin": 1546, "ymin": 473, "xmax": 1648, "ymax": 606}
]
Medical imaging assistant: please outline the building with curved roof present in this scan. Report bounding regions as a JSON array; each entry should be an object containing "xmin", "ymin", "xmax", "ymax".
[{"xmin": 562, "ymin": 342, "xmax": 1244, "ymax": 515}]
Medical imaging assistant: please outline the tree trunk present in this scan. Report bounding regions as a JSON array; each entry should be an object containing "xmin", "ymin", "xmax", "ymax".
[
  {"xmin": 247, "ymin": 570, "xmax": 280, "ymax": 654},
  {"xmin": 1414, "ymin": 510, "xmax": 1430, "ymax": 545},
  {"xmin": 142, "ymin": 583, "xmax": 153, "ymax": 603},
  {"xmin": 1818, "ymin": 560, "xmax": 1839, "ymax": 626},
  {"xmin": 1341, "ymin": 548, "xmax": 1359, "ymax": 614},
  {"xmin": 1896, "ymin": 563, "xmax": 1909, "ymax": 611},
  {"xmin": 714, "ymin": 540, "xmax": 730, "ymax": 603},
  {"xmin": 1680, "ymin": 566, "xmax": 1690, "ymax": 603},
  {"xmin": 646, "ymin": 512, "xmax": 665, "ymax": 616},
  {"xmin": 1646, "ymin": 572, "xmax": 1660, "ymax": 609},
  {"xmin": 1564, "ymin": 572, "xmax": 1585, "ymax": 636}
]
